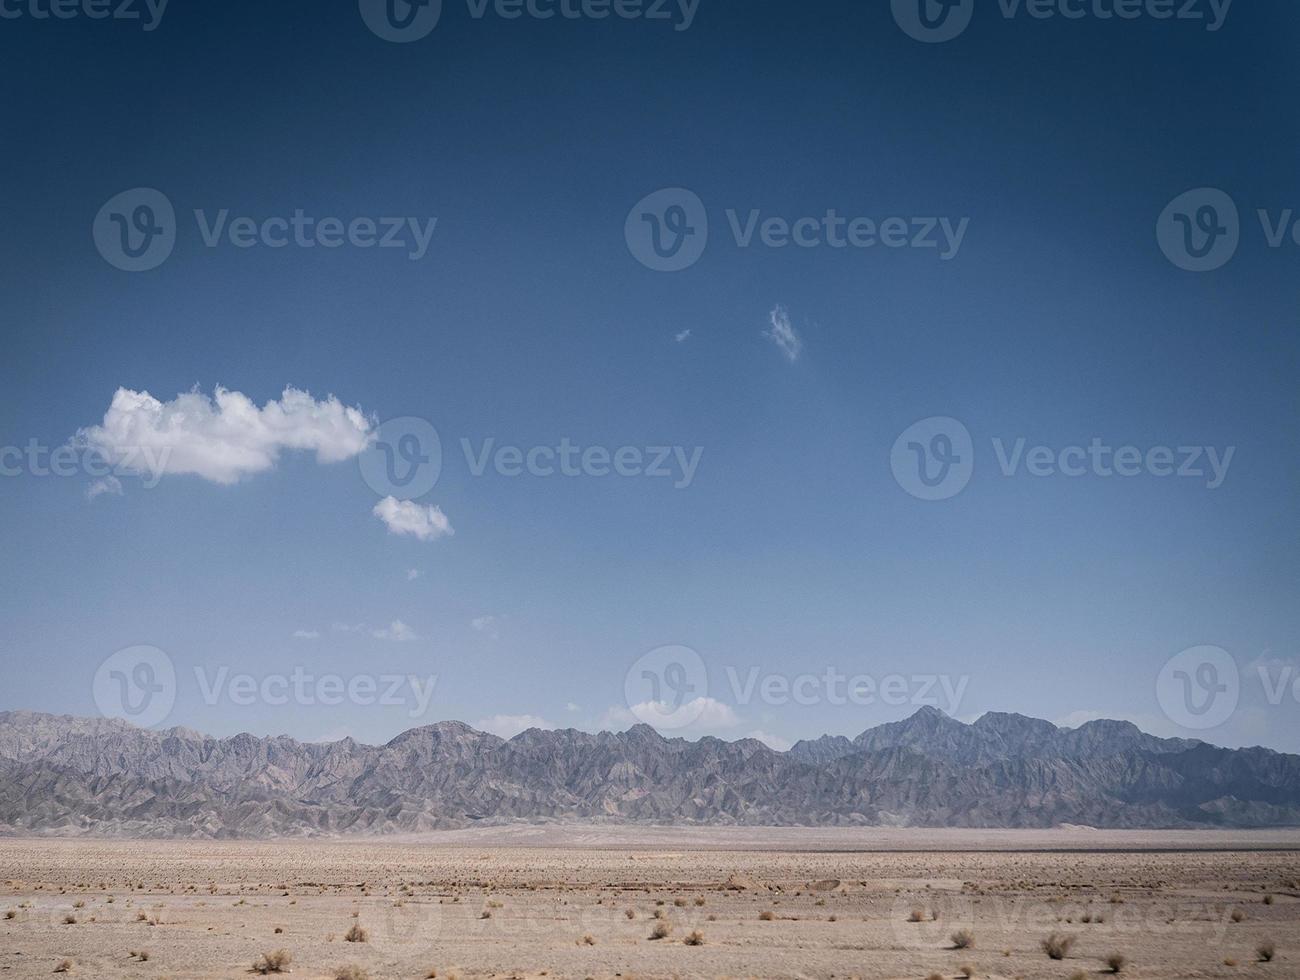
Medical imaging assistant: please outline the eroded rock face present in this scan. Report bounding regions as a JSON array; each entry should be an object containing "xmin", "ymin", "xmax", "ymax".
[{"xmin": 1, "ymin": 709, "xmax": 1297, "ymax": 837}]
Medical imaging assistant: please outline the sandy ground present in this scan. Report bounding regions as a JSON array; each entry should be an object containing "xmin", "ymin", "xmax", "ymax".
[{"xmin": 1, "ymin": 829, "xmax": 1298, "ymax": 979}]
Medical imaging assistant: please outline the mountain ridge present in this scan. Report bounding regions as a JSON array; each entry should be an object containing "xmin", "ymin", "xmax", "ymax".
[{"xmin": 1, "ymin": 708, "xmax": 1297, "ymax": 838}]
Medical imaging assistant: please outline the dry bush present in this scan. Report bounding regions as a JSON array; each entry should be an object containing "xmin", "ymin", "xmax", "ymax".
[
  {"xmin": 673, "ymin": 897, "xmax": 687, "ymax": 907},
  {"xmin": 334, "ymin": 967, "xmax": 370, "ymax": 980},
  {"xmin": 624, "ymin": 908, "xmax": 635, "ymax": 919},
  {"xmin": 1257, "ymin": 941, "xmax": 1276, "ymax": 962},
  {"xmin": 951, "ymin": 928, "xmax": 975, "ymax": 949},
  {"xmin": 343, "ymin": 923, "xmax": 369, "ymax": 943},
  {"xmin": 1231, "ymin": 909, "xmax": 1246, "ymax": 923},
  {"xmin": 1068, "ymin": 973, "xmax": 1088, "ymax": 980},
  {"xmin": 694, "ymin": 897, "xmax": 706, "ymax": 906},
  {"xmin": 253, "ymin": 949, "xmax": 292, "ymax": 974},
  {"xmin": 649, "ymin": 921, "xmax": 671, "ymax": 940},
  {"xmin": 683, "ymin": 930, "xmax": 705, "ymax": 946},
  {"xmin": 54, "ymin": 961, "xmax": 73, "ymax": 974},
  {"xmin": 1106, "ymin": 952, "xmax": 1127, "ymax": 973},
  {"xmin": 3, "ymin": 910, "xmax": 14, "ymax": 919},
  {"xmin": 1263, "ymin": 894, "xmax": 1275, "ymax": 905},
  {"xmin": 758, "ymin": 910, "xmax": 775, "ymax": 921},
  {"xmin": 1042, "ymin": 932, "xmax": 1076, "ymax": 960},
  {"xmin": 578, "ymin": 934, "xmax": 595, "ymax": 946},
  {"xmin": 62, "ymin": 915, "xmax": 77, "ymax": 925},
  {"xmin": 908, "ymin": 907, "xmax": 927, "ymax": 922},
  {"xmin": 957, "ymin": 965, "xmax": 975, "ymax": 978}
]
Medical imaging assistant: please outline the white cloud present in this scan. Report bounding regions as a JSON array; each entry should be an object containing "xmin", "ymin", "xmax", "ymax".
[
  {"xmin": 406, "ymin": 568, "xmax": 422, "ymax": 581},
  {"xmin": 75, "ymin": 385, "xmax": 372, "ymax": 485},
  {"xmin": 675, "ymin": 329, "xmax": 692, "ymax": 343},
  {"xmin": 764, "ymin": 304, "xmax": 803, "ymax": 362},
  {"xmin": 565, "ymin": 702, "xmax": 580, "ymax": 713},
  {"xmin": 471, "ymin": 615, "xmax": 500, "ymax": 639},
  {"xmin": 372, "ymin": 619, "xmax": 416, "ymax": 642},
  {"xmin": 475, "ymin": 714, "xmax": 555, "ymax": 739},
  {"xmin": 85, "ymin": 476, "xmax": 123, "ymax": 500},
  {"xmin": 373, "ymin": 497, "xmax": 453, "ymax": 542},
  {"xmin": 292, "ymin": 629, "xmax": 321, "ymax": 640},
  {"xmin": 746, "ymin": 730, "xmax": 792, "ymax": 751},
  {"xmin": 597, "ymin": 697, "xmax": 741, "ymax": 733}
]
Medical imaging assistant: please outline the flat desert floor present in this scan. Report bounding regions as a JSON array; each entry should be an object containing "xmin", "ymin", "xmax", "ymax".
[{"xmin": 1, "ymin": 828, "xmax": 1298, "ymax": 979}]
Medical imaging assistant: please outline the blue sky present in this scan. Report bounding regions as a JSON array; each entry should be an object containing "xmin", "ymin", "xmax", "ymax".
[{"xmin": 0, "ymin": 1, "xmax": 1297, "ymax": 751}]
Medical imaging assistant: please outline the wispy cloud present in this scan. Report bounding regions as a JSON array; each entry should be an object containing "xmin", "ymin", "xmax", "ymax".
[
  {"xmin": 373, "ymin": 497, "xmax": 453, "ymax": 542},
  {"xmin": 85, "ymin": 476, "xmax": 123, "ymax": 501},
  {"xmin": 675, "ymin": 329, "xmax": 692, "ymax": 343},
  {"xmin": 371, "ymin": 620, "xmax": 417, "ymax": 642},
  {"xmin": 597, "ymin": 697, "xmax": 741, "ymax": 734},
  {"xmin": 75, "ymin": 385, "xmax": 372, "ymax": 486},
  {"xmin": 764, "ymin": 304, "xmax": 803, "ymax": 363},
  {"xmin": 292, "ymin": 629, "xmax": 321, "ymax": 640},
  {"xmin": 471, "ymin": 615, "xmax": 500, "ymax": 639},
  {"xmin": 475, "ymin": 714, "xmax": 555, "ymax": 739},
  {"xmin": 406, "ymin": 568, "xmax": 422, "ymax": 581}
]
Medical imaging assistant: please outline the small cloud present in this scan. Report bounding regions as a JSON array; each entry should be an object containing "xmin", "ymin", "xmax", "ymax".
[
  {"xmin": 372, "ymin": 619, "xmax": 416, "ymax": 642},
  {"xmin": 675, "ymin": 329, "xmax": 692, "ymax": 343},
  {"xmin": 764, "ymin": 304, "xmax": 803, "ymax": 362},
  {"xmin": 292, "ymin": 629, "xmax": 321, "ymax": 640},
  {"xmin": 746, "ymin": 730, "xmax": 792, "ymax": 752},
  {"xmin": 373, "ymin": 496, "xmax": 453, "ymax": 542},
  {"xmin": 74, "ymin": 385, "xmax": 372, "ymax": 486},
  {"xmin": 85, "ymin": 476, "xmax": 123, "ymax": 500},
  {"xmin": 406, "ymin": 568, "xmax": 422, "ymax": 581},
  {"xmin": 598, "ymin": 697, "xmax": 741, "ymax": 733},
  {"xmin": 565, "ymin": 702, "xmax": 580, "ymax": 713},
  {"xmin": 475, "ymin": 714, "xmax": 555, "ymax": 739},
  {"xmin": 471, "ymin": 615, "xmax": 500, "ymax": 639}
]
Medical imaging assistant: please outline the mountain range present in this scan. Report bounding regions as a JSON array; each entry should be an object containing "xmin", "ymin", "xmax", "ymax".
[{"xmin": 1, "ymin": 707, "xmax": 1298, "ymax": 838}]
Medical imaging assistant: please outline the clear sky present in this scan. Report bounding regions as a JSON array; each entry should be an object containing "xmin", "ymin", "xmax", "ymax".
[{"xmin": 1, "ymin": 0, "xmax": 1297, "ymax": 752}]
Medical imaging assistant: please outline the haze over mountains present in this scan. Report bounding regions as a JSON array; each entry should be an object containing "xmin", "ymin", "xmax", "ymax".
[{"xmin": 1, "ymin": 707, "xmax": 1298, "ymax": 838}]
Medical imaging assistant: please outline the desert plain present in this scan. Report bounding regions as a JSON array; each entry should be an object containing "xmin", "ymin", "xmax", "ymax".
[{"xmin": 1, "ymin": 826, "xmax": 1297, "ymax": 980}]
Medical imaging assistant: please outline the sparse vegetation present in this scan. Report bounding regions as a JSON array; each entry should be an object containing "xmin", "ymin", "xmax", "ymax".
[
  {"xmin": 1105, "ymin": 952, "xmax": 1127, "ymax": 973},
  {"xmin": 334, "ymin": 967, "xmax": 370, "ymax": 980},
  {"xmin": 683, "ymin": 930, "xmax": 705, "ymax": 945},
  {"xmin": 343, "ymin": 922, "xmax": 369, "ymax": 943},
  {"xmin": 1257, "ymin": 941, "xmax": 1276, "ymax": 962},
  {"xmin": 649, "ymin": 921, "xmax": 671, "ymax": 940},
  {"xmin": 578, "ymin": 934, "xmax": 595, "ymax": 945},
  {"xmin": 951, "ymin": 927, "xmax": 975, "ymax": 949},
  {"xmin": 253, "ymin": 949, "xmax": 293, "ymax": 973},
  {"xmin": 957, "ymin": 965, "xmax": 975, "ymax": 978},
  {"xmin": 758, "ymin": 909, "xmax": 775, "ymax": 921},
  {"xmin": 54, "ymin": 960, "xmax": 73, "ymax": 973},
  {"xmin": 1231, "ymin": 909, "xmax": 1246, "ymax": 922},
  {"xmin": 1042, "ymin": 932, "xmax": 1076, "ymax": 960}
]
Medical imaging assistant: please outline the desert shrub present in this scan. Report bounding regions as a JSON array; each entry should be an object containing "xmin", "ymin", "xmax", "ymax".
[
  {"xmin": 673, "ymin": 897, "xmax": 687, "ymax": 907},
  {"xmin": 957, "ymin": 965, "xmax": 975, "ymax": 978},
  {"xmin": 253, "ymin": 949, "xmax": 292, "ymax": 974},
  {"xmin": 1263, "ymin": 894, "xmax": 1275, "ymax": 905},
  {"xmin": 343, "ymin": 923, "xmax": 369, "ymax": 943},
  {"xmin": 951, "ymin": 928, "xmax": 975, "ymax": 949},
  {"xmin": 758, "ymin": 910, "xmax": 775, "ymax": 921},
  {"xmin": 578, "ymin": 934, "xmax": 595, "ymax": 945},
  {"xmin": 694, "ymin": 897, "xmax": 705, "ymax": 906},
  {"xmin": 1042, "ymin": 932, "xmax": 1076, "ymax": 960},
  {"xmin": 1231, "ymin": 909, "xmax": 1246, "ymax": 923},
  {"xmin": 1106, "ymin": 952, "xmax": 1127, "ymax": 973},
  {"xmin": 62, "ymin": 915, "xmax": 77, "ymax": 925},
  {"xmin": 54, "ymin": 960, "xmax": 73, "ymax": 974},
  {"xmin": 3, "ymin": 910, "xmax": 14, "ymax": 919},
  {"xmin": 1258, "ymin": 941, "xmax": 1276, "ymax": 962},
  {"xmin": 649, "ymin": 921, "xmax": 671, "ymax": 940},
  {"xmin": 624, "ymin": 908, "xmax": 635, "ymax": 919},
  {"xmin": 334, "ymin": 967, "xmax": 370, "ymax": 980},
  {"xmin": 683, "ymin": 930, "xmax": 705, "ymax": 946}
]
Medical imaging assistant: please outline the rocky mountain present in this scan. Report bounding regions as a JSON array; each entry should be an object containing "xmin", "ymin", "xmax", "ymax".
[{"xmin": 1, "ymin": 707, "xmax": 1298, "ymax": 837}]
